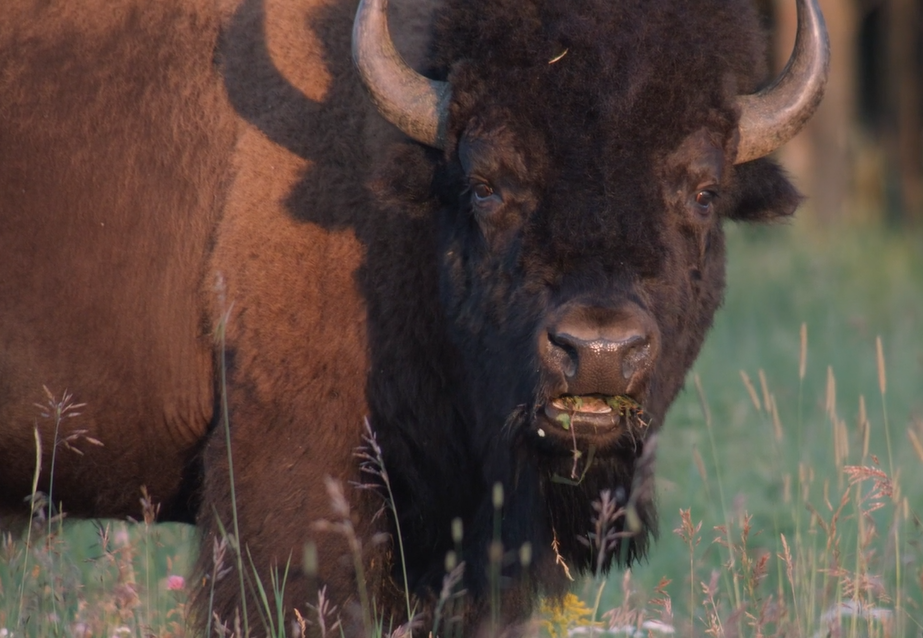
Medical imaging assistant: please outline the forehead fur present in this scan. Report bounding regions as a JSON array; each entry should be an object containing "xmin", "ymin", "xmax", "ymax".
[
  {"xmin": 431, "ymin": 0, "xmax": 769, "ymax": 156},
  {"xmin": 422, "ymin": 0, "xmax": 777, "ymax": 271}
]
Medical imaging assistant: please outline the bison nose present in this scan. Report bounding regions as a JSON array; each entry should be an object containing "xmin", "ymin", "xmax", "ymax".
[{"xmin": 545, "ymin": 305, "xmax": 657, "ymax": 398}]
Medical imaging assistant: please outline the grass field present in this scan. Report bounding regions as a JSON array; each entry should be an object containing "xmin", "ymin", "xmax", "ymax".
[
  {"xmin": 2, "ymin": 218, "xmax": 921, "ymax": 637},
  {"xmin": 577, "ymin": 219, "xmax": 923, "ymax": 637}
]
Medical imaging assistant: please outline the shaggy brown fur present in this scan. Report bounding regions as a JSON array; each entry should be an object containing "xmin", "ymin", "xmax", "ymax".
[
  {"xmin": 0, "ymin": 0, "xmax": 804, "ymax": 635},
  {"xmin": 0, "ymin": 0, "xmax": 234, "ymax": 520}
]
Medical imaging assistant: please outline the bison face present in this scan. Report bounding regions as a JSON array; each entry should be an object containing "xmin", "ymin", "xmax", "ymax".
[
  {"xmin": 435, "ymin": 114, "xmax": 736, "ymax": 470},
  {"xmin": 421, "ymin": 98, "xmax": 800, "ymax": 582}
]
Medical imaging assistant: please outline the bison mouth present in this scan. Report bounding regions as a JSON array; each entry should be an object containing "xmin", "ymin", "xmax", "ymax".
[{"xmin": 534, "ymin": 394, "xmax": 647, "ymax": 445}]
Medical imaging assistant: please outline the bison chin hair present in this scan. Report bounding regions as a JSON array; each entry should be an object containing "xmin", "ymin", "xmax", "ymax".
[{"xmin": 483, "ymin": 407, "xmax": 658, "ymax": 596}]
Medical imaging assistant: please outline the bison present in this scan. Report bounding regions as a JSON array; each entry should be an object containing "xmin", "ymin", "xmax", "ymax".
[{"xmin": 0, "ymin": 0, "xmax": 827, "ymax": 634}]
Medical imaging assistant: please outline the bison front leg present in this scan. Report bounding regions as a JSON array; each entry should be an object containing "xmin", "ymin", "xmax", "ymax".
[
  {"xmin": 193, "ymin": 387, "xmax": 402, "ymax": 636},
  {"xmin": 195, "ymin": 146, "xmax": 402, "ymax": 632}
]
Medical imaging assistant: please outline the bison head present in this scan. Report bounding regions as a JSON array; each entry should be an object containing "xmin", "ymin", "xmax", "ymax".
[{"xmin": 355, "ymin": 0, "xmax": 827, "ymax": 606}]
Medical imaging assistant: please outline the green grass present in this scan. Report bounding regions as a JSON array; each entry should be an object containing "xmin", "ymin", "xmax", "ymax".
[{"xmin": 2, "ymin": 218, "xmax": 921, "ymax": 636}]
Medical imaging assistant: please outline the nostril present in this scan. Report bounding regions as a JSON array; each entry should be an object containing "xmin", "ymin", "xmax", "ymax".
[
  {"xmin": 621, "ymin": 342, "xmax": 651, "ymax": 381},
  {"xmin": 547, "ymin": 332, "xmax": 579, "ymax": 378},
  {"xmin": 621, "ymin": 358, "xmax": 635, "ymax": 382}
]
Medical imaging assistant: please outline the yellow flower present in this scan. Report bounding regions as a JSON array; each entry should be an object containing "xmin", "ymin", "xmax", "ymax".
[{"xmin": 539, "ymin": 592, "xmax": 603, "ymax": 638}]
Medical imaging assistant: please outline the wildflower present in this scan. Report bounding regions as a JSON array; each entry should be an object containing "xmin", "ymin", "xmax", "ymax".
[
  {"xmin": 540, "ymin": 593, "xmax": 600, "ymax": 638},
  {"xmin": 114, "ymin": 526, "xmax": 130, "ymax": 547},
  {"xmin": 166, "ymin": 574, "xmax": 185, "ymax": 591}
]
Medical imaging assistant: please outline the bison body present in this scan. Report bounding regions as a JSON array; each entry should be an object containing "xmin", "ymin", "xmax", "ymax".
[{"xmin": 0, "ymin": 0, "xmax": 826, "ymax": 634}]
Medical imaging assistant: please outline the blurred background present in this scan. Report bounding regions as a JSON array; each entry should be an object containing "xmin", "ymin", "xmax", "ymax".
[{"xmin": 760, "ymin": 0, "xmax": 922, "ymax": 225}]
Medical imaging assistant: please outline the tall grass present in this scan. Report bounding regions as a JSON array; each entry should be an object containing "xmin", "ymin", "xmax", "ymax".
[
  {"xmin": 2, "ymin": 220, "xmax": 920, "ymax": 636},
  {"xmin": 0, "ymin": 519, "xmax": 193, "ymax": 637},
  {"xmin": 580, "ymin": 220, "xmax": 923, "ymax": 636}
]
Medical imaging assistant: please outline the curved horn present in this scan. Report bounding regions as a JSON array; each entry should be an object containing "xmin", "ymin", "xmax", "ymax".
[
  {"xmin": 734, "ymin": 0, "xmax": 830, "ymax": 164},
  {"xmin": 352, "ymin": 0, "xmax": 451, "ymax": 148}
]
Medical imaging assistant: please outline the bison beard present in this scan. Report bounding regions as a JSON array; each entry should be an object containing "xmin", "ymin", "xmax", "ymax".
[{"xmin": 0, "ymin": 0, "xmax": 826, "ymax": 635}]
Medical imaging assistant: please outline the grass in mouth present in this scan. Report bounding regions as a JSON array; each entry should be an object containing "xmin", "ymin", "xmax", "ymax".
[{"xmin": 552, "ymin": 395, "xmax": 643, "ymax": 431}]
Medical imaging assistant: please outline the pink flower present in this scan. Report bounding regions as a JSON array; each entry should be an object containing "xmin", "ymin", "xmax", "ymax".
[{"xmin": 166, "ymin": 575, "xmax": 185, "ymax": 591}]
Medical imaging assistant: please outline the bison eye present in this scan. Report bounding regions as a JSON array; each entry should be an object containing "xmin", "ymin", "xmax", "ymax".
[
  {"xmin": 472, "ymin": 182, "xmax": 495, "ymax": 201},
  {"xmin": 692, "ymin": 189, "xmax": 718, "ymax": 214}
]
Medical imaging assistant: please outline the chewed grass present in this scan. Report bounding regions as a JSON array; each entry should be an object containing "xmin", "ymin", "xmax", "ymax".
[
  {"xmin": 550, "ymin": 395, "xmax": 641, "ymax": 417},
  {"xmin": 2, "ymin": 220, "xmax": 922, "ymax": 637},
  {"xmin": 551, "ymin": 395, "xmax": 644, "ymax": 432}
]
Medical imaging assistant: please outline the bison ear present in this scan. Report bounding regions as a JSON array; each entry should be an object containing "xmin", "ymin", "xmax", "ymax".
[{"xmin": 727, "ymin": 157, "xmax": 803, "ymax": 222}]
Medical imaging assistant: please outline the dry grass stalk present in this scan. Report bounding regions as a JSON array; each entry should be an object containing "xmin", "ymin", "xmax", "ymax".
[
  {"xmin": 906, "ymin": 428, "xmax": 923, "ymax": 463},
  {"xmin": 834, "ymin": 417, "xmax": 849, "ymax": 472},
  {"xmin": 577, "ymin": 490, "xmax": 626, "ymax": 577},
  {"xmin": 758, "ymin": 370, "xmax": 771, "ymax": 419},
  {"xmin": 303, "ymin": 585, "xmax": 342, "ymax": 638},
  {"xmin": 212, "ymin": 608, "xmax": 244, "ymax": 638},
  {"xmin": 876, "ymin": 336, "xmax": 887, "ymax": 396},
  {"xmin": 859, "ymin": 395, "xmax": 871, "ymax": 460},
  {"xmin": 34, "ymin": 386, "xmax": 88, "ymax": 429},
  {"xmin": 799, "ymin": 322, "xmax": 807, "ymax": 381},
  {"xmin": 648, "ymin": 577, "xmax": 674, "ymax": 629},
  {"xmin": 355, "ymin": 418, "xmax": 413, "ymax": 623},
  {"xmin": 740, "ymin": 371, "xmax": 761, "ymax": 412},
  {"xmin": 293, "ymin": 607, "xmax": 308, "ymax": 637},
  {"xmin": 700, "ymin": 569, "xmax": 723, "ymax": 637},
  {"xmin": 778, "ymin": 534, "xmax": 798, "ymax": 628},
  {"xmin": 825, "ymin": 366, "xmax": 837, "ymax": 423},
  {"xmin": 693, "ymin": 446, "xmax": 708, "ymax": 487},
  {"xmin": 769, "ymin": 394, "xmax": 783, "ymax": 442},
  {"xmin": 799, "ymin": 462, "xmax": 814, "ymax": 504},
  {"xmin": 844, "ymin": 465, "xmax": 893, "ymax": 504},
  {"xmin": 674, "ymin": 508, "xmax": 701, "ymax": 629},
  {"xmin": 431, "ymin": 559, "xmax": 465, "ymax": 637},
  {"xmin": 551, "ymin": 530, "xmax": 574, "ymax": 582},
  {"xmin": 601, "ymin": 569, "xmax": 642, "ymax": 631},
  {"xmin": 694, "ymin": 374, "xmax": 712, "ymax": 429},
  {"xmin": 313, "ymin": 477, "xmax": 371, "ymax": 632}
]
